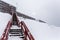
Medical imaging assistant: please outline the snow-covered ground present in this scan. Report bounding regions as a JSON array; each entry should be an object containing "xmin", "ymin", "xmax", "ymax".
[
  {"xmin": 19, "ymin": 17, "xmax": 60, "ymax": 40},
  {"xmin": 0, "ymin": 12, "xmax": 12, "ymax": 38},
  {"xmin": 0, "ymin": 12, "xmax": 60, "ymax": 40}
]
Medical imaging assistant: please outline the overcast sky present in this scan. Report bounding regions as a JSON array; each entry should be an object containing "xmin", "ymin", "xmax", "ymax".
[{"xmin": 2, "ymin": 0, "xmax": 60, "ymax": 27}]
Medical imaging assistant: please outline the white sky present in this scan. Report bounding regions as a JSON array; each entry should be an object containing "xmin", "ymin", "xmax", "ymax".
[{"xmin": 2, "ymin": 0, "xmax": 60, "ymax": 26}]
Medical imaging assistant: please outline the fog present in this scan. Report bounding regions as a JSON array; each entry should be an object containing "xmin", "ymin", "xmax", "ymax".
[{"xmin": 2, "ymin": 0, "xmax": 60, "ymax": 27}]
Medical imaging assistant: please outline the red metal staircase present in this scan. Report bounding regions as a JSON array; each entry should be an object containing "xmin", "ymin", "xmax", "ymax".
[{"xmin": 0, "ymin": 12, "xmax": 34, "ymax": 40}]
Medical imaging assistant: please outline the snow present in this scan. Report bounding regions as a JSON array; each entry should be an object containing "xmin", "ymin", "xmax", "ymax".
[
  {"xmin": 8, "ymin": 36, "xmax": 23, "ymax": 40},
  {"xmin": 0, "ymin": 13, "xmax": 60, "ymax": 40},
  {"xmin": 11, "ymin": 25, "xmax": 21, "ymax": 29},
  {"xmin": 24, "ymin": 20, "xmax": 60, "ymax": 40},
  {"xmin": 0, "ymin": 12, "xmax": 12, "ymax": 38},
  {"xmin": 19, "ymin": 17, "xmax": 60, "ymax": 40}
]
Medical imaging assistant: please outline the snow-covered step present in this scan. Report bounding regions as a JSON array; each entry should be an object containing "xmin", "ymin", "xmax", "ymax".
[
  {"xmin": 8, "ymin": 36, "xmax": 23, "ymax": 40},
  {"xmin": 11, "ymin": 25, "xmax": 21, "ymax": 29},
  {"xmin": 9, "ymin": 29, "xmax": 23, "ymax": 36},
  {"xmin": 9, "ymin": 25, "xmax": 24, "ymax": 38}
]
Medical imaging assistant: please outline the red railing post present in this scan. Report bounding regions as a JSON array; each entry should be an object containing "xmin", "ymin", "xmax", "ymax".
[
  {"xmin": 0, "ymin": 21, "xmax": 12, "ymax": 40},
  {"xmin": 19, "ymin": 21, "xmax": 35, "ymax": 40},
  {"xmin": 0, "ymin": 12, "xmax": 34, "ymax": 40}
]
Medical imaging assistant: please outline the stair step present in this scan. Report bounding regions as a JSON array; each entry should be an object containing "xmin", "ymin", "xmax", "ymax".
[
  {"xmin": 9, "ymin": 34, "xmax": 24, "ymax": 36},
  {"xmin": 9, "ymin": 33, "xmax": 23, "ymax": 35},
  {"xmin": 9, "ymin": 29, "xmax": 22, "ymax": 32},
  {"xmin": 9, "ymin": 34, "xmax": 24, "ymax": 38},
  {"xmin": 9, "ymin": 35, "xmax": 24, "ymax": 37},
  {"xmin": 11, "ymin": 25, "xmax": 21, "ymax": 29},
  {"xmin": 9, "ymin": 32, "xmax": 20, "ymax": 34}
]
